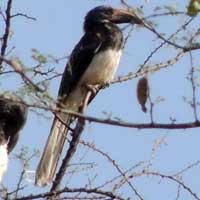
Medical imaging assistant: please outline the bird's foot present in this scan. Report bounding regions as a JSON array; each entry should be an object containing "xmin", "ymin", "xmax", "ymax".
[
  {"xmin": 100, "ymin": 82, "xmax": 110, "ymax": 89},
  {"xmin": 84, "ymin": 84, "xmax": 100, "ymax": 95}
]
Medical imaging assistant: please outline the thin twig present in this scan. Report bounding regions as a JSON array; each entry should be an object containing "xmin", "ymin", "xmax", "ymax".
[
  {"xmin": 144, "ymin": 171, "xmax": 200, "ymax": 200},
  {"xmin": 145, "ymin": 11, "xmax": 186, "ymax": 19},
  {"xmin": 96, "ymin": 161, "xmax": 145, "ymax": 190},
  {"xmin": 0, "ymin": 55, "xmax": 44, "ymax": 92},
  {"xmin": 139, "ymin": 18, "xmax": 194, "ymax": 72},
  {"xmin": 112, "ymin": 51, "xmax": 185, "ymax": 84},
  {"xmin": 80, "ymin": 141, "xmax": 144, "ymax": 200},
  {"xmin": 148, "ymin": 90, "xmax": 154, "ymax": 123},
  {"xmin": 173, "ymin": 161, "xmax": 200, "ymax": 177},
  {"xmin": 175, "ymin": 183, "xmax": 181, "ymax": 200},
  {"xmin": 189, "ymin": 51, "xmax": 198, "ymax": 121},
  {"xmin": 11, "ymin": 13, "xmax": 36, "ymax": 20}
]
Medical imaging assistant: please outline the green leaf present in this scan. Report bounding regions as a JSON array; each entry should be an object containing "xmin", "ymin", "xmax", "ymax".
[
  {"xmin": 37, "ymin": 54, "xmax": 47, "ymax": 64},
  {"xmin": 31, "ymin": 49, "xmax": 48, "ymax": 64},
  {"xmin": 164, "ymin": 5, "xmax": 177, "ymax": 13}
]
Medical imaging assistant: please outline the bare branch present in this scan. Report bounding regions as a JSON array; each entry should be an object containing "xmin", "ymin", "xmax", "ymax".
[
  {"xmin": 11, "ymin": 13, "xmax": 37, "ymax": 21},
  {"xmin": 23, "ymin": 101, "xmax": 200, "ymax": 130},
  {"xmin": 173, "ymin": 161, "xmax": 200, "ymax": 177},
  {"xmin": 144, "ymin": 171, "xmax": 200, "ymax": 200},
  {"xmin": 0, "ymin": 0, "xmax": 12, "ymax": 66},
  {"xmin": 145, "ymin": 11, "xmax": 186, "ymax": 19},
  {"xmin": 139, "ymin": 18, "xmax": 193, "ymax": 72},
  {"xmin": 2, "ymin": 97, "xmax": 200, "ymax": 131},
  {"xmin": 15, "ymin": 187, "xmax": 125, "ymax": 200},
  {"xmin": 189, "ymin": 51, "xmax": 198, "ymax": 121},
  {"xmin": 0, "ymin": 55, "xmax": 44, "ymax": 92},
  {"xmin": 112, "ymin": 51, "xmax": 185, "ymax": 84},
  {"xmin": 80, "ymin": 141, "xmax": 144, "ymax": 200}
]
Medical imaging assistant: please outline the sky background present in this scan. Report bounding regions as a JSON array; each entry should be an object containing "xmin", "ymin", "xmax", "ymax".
[{"xmin": 1, "ymin": 0, "xmax": 200, "ymax": 199}]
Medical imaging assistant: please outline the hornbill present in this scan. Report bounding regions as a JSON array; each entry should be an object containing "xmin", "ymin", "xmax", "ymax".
[
  {"xmin": 36, "ymin": 5, "xmax": 143, "ymax": 186},
  {"xmin": 0, "ymin": 94, "xmax": 28, "ymax": 182}
]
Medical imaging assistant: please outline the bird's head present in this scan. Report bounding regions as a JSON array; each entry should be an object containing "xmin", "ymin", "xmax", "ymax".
[{"xmin": 84, "ymin": 6, "xmax": 143, "ymax": 31}]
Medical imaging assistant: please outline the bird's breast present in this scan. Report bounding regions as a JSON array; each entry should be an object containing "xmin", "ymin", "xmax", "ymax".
[
  {"xmin": 64, "ymin": 49, "xmax": 122, "ymax": 110},
  {"xmin": 79, "ymin": 49, "xmax": 122, "ymax": 85}
]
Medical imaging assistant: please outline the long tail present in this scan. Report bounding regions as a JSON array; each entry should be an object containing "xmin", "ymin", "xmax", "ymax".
[{"xmin": 35, "ymin": 115, "xmax": 71, "ymax": 187}]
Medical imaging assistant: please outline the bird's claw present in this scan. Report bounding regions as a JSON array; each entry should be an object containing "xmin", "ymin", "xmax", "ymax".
[
  {"xmin": 84, "ymin": 84, "xmax": 100, "ymax": 95},
  {"xmin": 84, "ymin": 82, "xmax": 110, "ymax": 97},
  {"xmin": 100, "ymin": 82, "xmax": 110, "ymax": 89}
]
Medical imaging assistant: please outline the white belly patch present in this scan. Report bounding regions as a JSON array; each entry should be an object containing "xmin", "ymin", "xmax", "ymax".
[
  {"xmin": 65, "ymin": 49, "xmax": 122, "ymax": 110},
  {"xmin": 79, "ymin": 49, "xmax": 122, "ymax": 84}
]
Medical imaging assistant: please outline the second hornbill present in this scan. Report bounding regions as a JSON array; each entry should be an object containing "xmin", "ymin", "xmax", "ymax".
[
  {"xmin": 0, "ymin": 94, "xmax": 28, "ymax": 182},
  {"xmin": 36, "ymin": 5, "xmax": 143, "ymax": 186}
]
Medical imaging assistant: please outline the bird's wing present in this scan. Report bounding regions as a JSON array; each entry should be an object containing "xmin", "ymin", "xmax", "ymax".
[
  {"xmin": 35, "ymin": 32, "xmax": 103, "ymax": 187},
  {"xmin": 58, "ymin": 32, "xmax": 103, "ymax": 103}
]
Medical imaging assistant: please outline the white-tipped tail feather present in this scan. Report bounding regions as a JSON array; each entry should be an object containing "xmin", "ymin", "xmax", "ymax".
[
  {"xmin": 0, "ymin": 144, "xmax": 8, "ymax": 183},
  {"xmin": 35, "ymin": 117, "xmax": 70, "ymax": 187}
]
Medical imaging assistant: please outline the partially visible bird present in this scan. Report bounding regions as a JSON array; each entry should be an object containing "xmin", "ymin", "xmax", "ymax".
[
  {"xmin": 137, "ymin": 76, "xmax": 149, "ymax": 112},
  {"xmin": 0, "ymin": 94, "xmax": 28, "ymax": 182},
  {"xmin": 35, "ymin": 5, "xmax": 143, "ymax": 187}
]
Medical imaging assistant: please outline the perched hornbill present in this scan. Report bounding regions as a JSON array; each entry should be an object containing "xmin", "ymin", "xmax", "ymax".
[
  {"xmin": 36, "ymin": 5, "xmax": 143, "ymax": 186},
  {"xmin": 0, "ymin": 94, "xmax": 28, "ymax": 182}
]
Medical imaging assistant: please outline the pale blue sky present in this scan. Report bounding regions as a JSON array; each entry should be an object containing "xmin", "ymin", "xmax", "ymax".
[{"xmin": 1, "ymin": 0, "xmax": 200, "ymax": 199}]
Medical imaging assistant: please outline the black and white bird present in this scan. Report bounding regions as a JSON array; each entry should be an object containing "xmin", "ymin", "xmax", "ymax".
[
  {"xmin": 35, "ymin": 5, "xmax": 143, "ymax": 186},
  {"xmin": 0, "ymin": 94, "xmax": 27, "ymax": 182}
]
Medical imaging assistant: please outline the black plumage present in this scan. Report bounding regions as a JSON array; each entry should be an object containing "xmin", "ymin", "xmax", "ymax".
[
  {"xmin": 0, "ymin": 94, "xmax": 27, "ymax": 152},
  {"xmin": 0, "ymin": 94, "xmax": 27, "ymax": 182},
  {"xmin": 36, "ymin": 5, "xmax": 143, "ymax": 186},
  {"xmin": 58, "ymin": 25, "xmax": 123, "ymax": 106},
  {"xmin": 58, "ymin": 6, "xmax": 142, "ymax": 104}
]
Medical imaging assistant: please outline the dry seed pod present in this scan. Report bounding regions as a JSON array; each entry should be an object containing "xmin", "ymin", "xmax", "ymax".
[{"xmin": 137, "ymin": 76, "xmax": 149, "ymax": 112}]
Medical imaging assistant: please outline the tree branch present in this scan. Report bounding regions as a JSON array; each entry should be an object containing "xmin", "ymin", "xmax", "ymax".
[
  {"xmin": 0, "ymin": 55, "xmax": 44, "ymax": 92},
  {"xmin": 11, "ymin": 13, "xmax": 37, "ymax": 21},
  {"xmin": 80, "ymin": 141, "xmax": 144, "ymax": 200},
  {"xmin": 3, "ymin": 97, "xmax": 200, "ymax": 131},
  {"xmin": 15, "ymin": 187, "xmax": 125, "ymax": 200},
  {"xmin": 144, "ymin": 171, "xmax": 200, "ymax": 200},
  {"xmin": 0, "ymin": 0, "xmax": 12, "ymax": 66},
  {"xmin": 112, "ymin": 51, "xmax": 185, "ymax": 84}
]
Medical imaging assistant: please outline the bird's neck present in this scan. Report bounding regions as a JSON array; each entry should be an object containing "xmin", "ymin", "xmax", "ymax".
[{"xmin": 88, "ymin": 22, "xmax": 124, "ymax": 50}]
